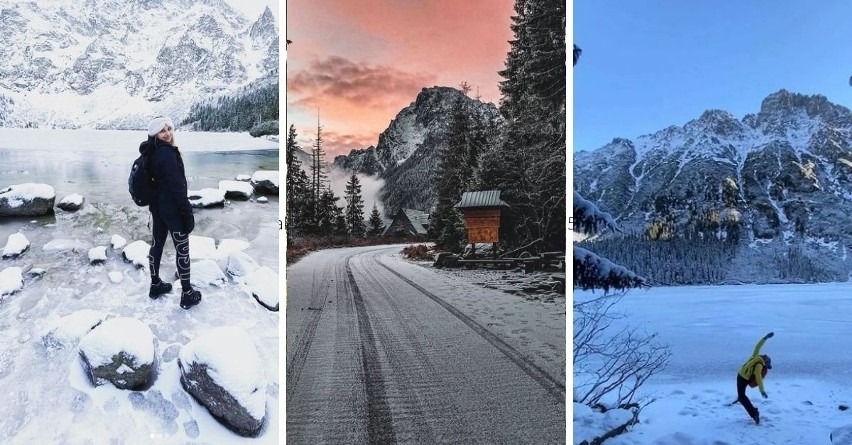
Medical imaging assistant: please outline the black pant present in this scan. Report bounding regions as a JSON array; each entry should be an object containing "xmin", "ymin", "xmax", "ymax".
[
  {"xmin": 736, "ymin": 374, "xmax": 758, "ymax": 419},
  {"xmin": 148, "ymin": 211, "xmax": 191, "ymax": 292}
]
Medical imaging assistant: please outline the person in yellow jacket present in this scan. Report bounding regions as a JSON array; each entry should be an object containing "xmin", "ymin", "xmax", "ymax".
[{"xmin": 736, "ymin": 332, "xmax": 774, "ymax": 424}]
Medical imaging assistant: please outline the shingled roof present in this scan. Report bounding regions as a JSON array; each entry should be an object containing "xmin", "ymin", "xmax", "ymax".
[{"xmin": 454, "ymin": 190, "xmax": 508, "ymax": 209}]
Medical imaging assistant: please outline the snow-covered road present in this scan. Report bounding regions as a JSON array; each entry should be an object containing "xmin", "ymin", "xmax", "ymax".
[
  {"xmin": 286, "ymin": 245, "xmax": 566, "ymax": 444},
  {"xmin": 575, "ymin": 283, "xmax": 852, "ymax": 445}
]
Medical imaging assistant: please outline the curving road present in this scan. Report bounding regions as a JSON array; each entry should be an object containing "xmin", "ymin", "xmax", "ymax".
[{"xmin": 286, "ymin": 245, "xmax": 566, "ymax": 444}]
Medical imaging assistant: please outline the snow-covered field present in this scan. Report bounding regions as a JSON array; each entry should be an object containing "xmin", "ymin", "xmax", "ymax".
[
  {"xmin": 0, "ymin": 130, "xmax": 279, "ymax": 444},
  {"xmin": 574, "ymin": 283, "xmax": 852, "ymax": 445}
]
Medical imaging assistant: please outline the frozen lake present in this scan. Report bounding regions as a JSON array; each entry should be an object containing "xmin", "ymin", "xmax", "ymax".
[
  {"xmin": 0, "ymin": 129, "xmax": 280, "ymax": 444},
  {"xmin": 575, "ymin": 283, "xmax": 852, "ymax": 445}
]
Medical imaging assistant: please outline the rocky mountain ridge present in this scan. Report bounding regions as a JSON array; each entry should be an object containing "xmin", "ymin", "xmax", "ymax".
[
  {"xmin": 574, "ymin": 89, "xmax": 852, "ymax": 283},
  {"xmin": 332, "ymin": 86, "xmax": 501, "ymax": 213},
  {"xmin": 0, "ymin": 0, "xmax": 278, "ymax": 129}
]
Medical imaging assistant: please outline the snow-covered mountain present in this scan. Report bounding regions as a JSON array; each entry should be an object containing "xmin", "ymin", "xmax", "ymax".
[
  {"xmin": 333, "ymin": 86, "xmax": 500, "ymax": 213},
  {"xmin": 0, "ymin": 0, "xmax": 278, "ymax": 129},
  {"xmin": 574, "ymin": 89, "xmax": 852, "ymax": 283}
]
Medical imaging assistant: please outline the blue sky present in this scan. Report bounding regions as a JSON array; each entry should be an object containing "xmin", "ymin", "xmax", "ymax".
[{"xmin": 574, "ymin": 1, "xmax": 852, "ymax": 151}]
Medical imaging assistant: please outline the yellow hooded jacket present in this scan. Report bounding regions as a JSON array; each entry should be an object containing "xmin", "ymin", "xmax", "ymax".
[{"xmin": 738, "ymin": 336, "xmax": 769, "ymax": 393}]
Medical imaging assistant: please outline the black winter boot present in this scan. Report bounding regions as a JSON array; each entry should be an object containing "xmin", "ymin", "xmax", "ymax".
[
  {"xmin": 149, "ymin": 281, "xmax": 173, "ymax": 299},
  {"xmin": 752, "ymin": 408, "xmax": 760, "ymax": 425},
  {"xmin": 180, "ymin": 289, "xmax": 202, "ymax": 309}
]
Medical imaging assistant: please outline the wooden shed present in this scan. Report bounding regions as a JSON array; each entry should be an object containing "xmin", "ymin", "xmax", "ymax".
[{"xmin": 454, "ymin": 190, "xmax": 509, "ymax": 251}]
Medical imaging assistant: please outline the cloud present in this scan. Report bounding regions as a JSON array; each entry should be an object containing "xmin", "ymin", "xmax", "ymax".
[
  {"xmin": 327, "ymin": 166, "xmax": 387, "ymax": 219},
  {"xmin": 293, "ymin": 127, "xmax": 377, "ymax": 159},
  {"xmin": 288, "ymin": 56, "xmax": 437, "ymax": 110}
]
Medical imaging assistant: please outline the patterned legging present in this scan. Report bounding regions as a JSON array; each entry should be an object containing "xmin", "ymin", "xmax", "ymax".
[{"xmin": 148, "ymin": 213, "xmax": 191, "ymax": 292}]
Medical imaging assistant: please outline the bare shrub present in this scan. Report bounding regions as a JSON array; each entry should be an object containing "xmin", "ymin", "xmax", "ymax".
[{"xmin": 573, "ymin": 292, "xmax": 671, "ymax": 408}]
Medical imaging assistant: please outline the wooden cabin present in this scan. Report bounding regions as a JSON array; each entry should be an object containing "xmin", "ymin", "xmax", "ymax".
[{"xmin": 382, "ymin": 208, "xmax": 430, "ymax": 238}]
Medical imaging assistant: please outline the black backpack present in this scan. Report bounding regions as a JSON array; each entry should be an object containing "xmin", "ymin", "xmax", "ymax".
[{"xmin": 129, "ymin": 150, "xmax": 155, "ymax": 206}]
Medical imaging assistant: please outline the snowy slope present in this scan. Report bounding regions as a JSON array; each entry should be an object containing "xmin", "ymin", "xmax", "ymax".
[{"xmin": 0, "ymin": 0, "xmax": 278, "ymax": 129}]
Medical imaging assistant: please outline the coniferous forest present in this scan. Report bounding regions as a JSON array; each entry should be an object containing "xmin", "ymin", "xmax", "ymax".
[{"xmin": 181, "ymin": 78, "xmax": 279, "ymax": 135}]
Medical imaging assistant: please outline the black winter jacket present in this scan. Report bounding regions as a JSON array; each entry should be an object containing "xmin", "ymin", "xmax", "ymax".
[{"xmin": 139, "ymin": 137, "xmax": 194, "ymax": 233}]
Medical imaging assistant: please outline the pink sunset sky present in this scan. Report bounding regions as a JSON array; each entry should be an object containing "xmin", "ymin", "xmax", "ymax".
[{"xmin": 286, "ymin": 0, "xmax": 515, "ymax": 160}]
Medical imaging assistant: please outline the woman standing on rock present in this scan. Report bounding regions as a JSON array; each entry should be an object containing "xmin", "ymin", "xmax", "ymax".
[{"xmin": 140, "ymin": 116, "xmax": 202, "ymax": 310}]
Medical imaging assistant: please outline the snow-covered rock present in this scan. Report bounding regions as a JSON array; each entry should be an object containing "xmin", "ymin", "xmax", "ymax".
[
  {"xmin": 226, "ymin": 251, "xmax": 259, "ymax": 278},
  {"xmin": 219, "ymin": 180, "xmax": 254, "ymax": 200},
  {"xmin": 189, "ymin": 188, "xmax": 226, "ymax": 208},
  {"xmin": 122, "ymin": 240, "xmax": 151, "ymax": 269},
  {"xmin": 189, "ymin": 236, "xmax": 217, "ymax": 260},
  {"xmin": 257, "ymin": 196, "xmax": 268, "ymax": 203},
  {"xmin": 235, "ymin": 174, "xmax": 251, "ymax": 182},
  {"xmin": 88, "ymin": 246, "xmax": 107, "ymax": 264},
  {"xmin": 179, "ymin": 326, "xmax": 266, "ymax": 437},
  {"xmin": 110, "ymin": 234, "xmax": 127, "ymax": 250},
  {"xmin": 108, "ymin": 271, "xmax": 123, "ymax": 284},
  {"xmin": 250, "ymin": 171, "xmax": 278, "ymax": 195},
  {"xmin": 189, "ymin": 259, "xmax": 227, "ymax": 288},
  {"xmin": 42, "ymin": 310, "xmax": 106, "ymax": 350},
  {"xmin": 78, "ymin": 317, "xmax": 156, "ymax": 390},
  {"xmin": 245, "ymin": 266, "xmax": 278, "ymax": 311},
  {"xmin": 0, "ymin": 267, "xmax": 24, "ymax": 296},
  {"xmin": 2, "ymin": 233, "xmax": 30, "ymax": 258},
  {"xmin": 217, "ymin": 239, "xmax": 250, "ymax": 257},
  {"xmin": 0, "ymin": 183, "xmax": 56, "ymax": 216},
  {"xmin": 57, "ymin": 193, "xmax": 85, "ymax": 211},
  {"xmin": 832, "ymin": 425, "xmax": 852, "ymax": 445}
]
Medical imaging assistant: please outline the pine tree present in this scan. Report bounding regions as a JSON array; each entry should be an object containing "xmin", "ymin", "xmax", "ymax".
[
  {"xmin": 430, "ymin": 94, "xmax": 474, "ymax": 251},
  {"xmin": 489, "ymin": 0, "xmax": 566, "ymax": 252},
  {"xmin": 310, "ymin": 113, "xmax": 329, "ymax": 225},
  {"xmin": 286, "ymin": 125, "xmax": 311, "ymax": 237},
  {"xmin": 367, "ymin": 204, "xmax": 385, "ymax": 236},
  {"xmin": 316, "ymin": 189, "xmax": 341, "ymax": 236},
  {"xmin": 344, "ymin": 174, "xmax": 366, "ymax": 237}
]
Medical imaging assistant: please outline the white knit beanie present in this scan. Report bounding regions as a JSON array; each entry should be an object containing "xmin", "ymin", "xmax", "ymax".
[{"xmin": 147, "ymin": 116, "xmax": 174, "ymax": 136}]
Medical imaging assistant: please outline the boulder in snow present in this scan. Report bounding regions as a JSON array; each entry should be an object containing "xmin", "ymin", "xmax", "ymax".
[
  {"xmin": 0, "ymin": 267, "xmax": 24, "ymax": 296},
  {"xmin": 189, "ymin": 235, "xmax": 217, "ymax": 260},
  {"xmin": 226, "ymin": 251, "xmax": 259, "ymax": 278},
  {"xmin": 78, "ymin": 317, "xmax": 156, "ymax": 390},
  {"xmin": 235, "ymin": 174, "xmax": 251, "ymax": 182},
  {"xmin": 122, "ymin": 240, "xmax": 151, "ymax": 269},
  {"xmin": 187, "ymin": 259, "xmax": 227, "ymax": 288},
  {"xmin": 188, "ymin": 188, "xmax": 225, "ymax": 208},
  {"xmin": 218, "ymin": 180, "xmax": 254, "ymax": 201},
  {"xmin": 179, "ymin": 326, "xmax": 266, "ymax": 437},
  {"xmin": 110, "ymin": 235, "xmax": 127, "ymax": 250},
  {"xmin": 57, "ymin": 193, "xmax": 85, "ymax": 211},
  {"xmin": 257, "ymin": 196, "xmax": 268, "ymax": 203},
  {"xmin": 2, "ymin": 233, "xmax": 30, "ymax": 258},
  {"xmin": 245, "ymin": 266, "xmax": 278, "ymax": 311},
  {"xmin": 42, "ymin": 310, "xmax": 106, "ymax": 350},
  {"xmin": 88, "ymin": 246, "xmax": 107, "ymax": 265},
  {"xmin": 250, "ymin": 171, "xmax": 278, "ymax": 195},
  {"xmin": 0, "ymin": 183, "xmax": 56, "ymax": 216}
]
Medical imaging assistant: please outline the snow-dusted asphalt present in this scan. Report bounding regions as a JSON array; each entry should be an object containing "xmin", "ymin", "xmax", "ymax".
[{"xmin": 286, "ymin": 245, "xmax": 566, "ymax": 444}]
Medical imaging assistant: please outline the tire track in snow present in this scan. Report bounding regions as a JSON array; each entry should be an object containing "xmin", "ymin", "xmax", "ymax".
[
  {"xmin": 346, "ymin": 260, "xmax": 397, "ymax": 444},
  {"xmin": 285, "ymin": 267, "xmax": 332, "ymax": 402},
  {"xmin": 376, "ymin": 258, "xmax": 566, "ymax": 403}
]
